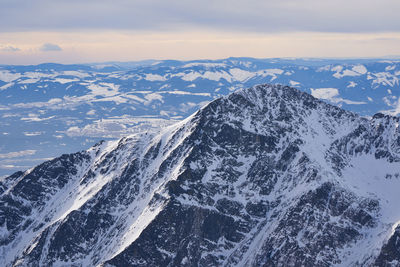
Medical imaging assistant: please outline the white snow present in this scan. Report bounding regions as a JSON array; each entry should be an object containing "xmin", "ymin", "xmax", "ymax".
[
  {"xmin": 0, "ymin": 70, "xmax": 21, "ymax": 82},
  {"xmin": 62, "ymin": 71, "xmax": 91, "ymax": 78},
  {"xmin": 337, "ymin": 155, "xmax": 400, "ymax": 266},
  {"xmin": 352, "ymin": 65, "xmax": 368, "ymax": 75},
  {"xmin": 0, "ymin": 150, "xmax": 37, "ymax": 159},
  {"xmin": 0, "ymin": 82, "xmax": 14, "ymax": 90},
  {"xmin": 202, "ymin": 70, "xmax": 232, "ymax": 82},
  {"xmin": 54, "ymin": 78, "xmax": 79, "ymax": 84},
  {"xmin": 144, "ymin": 73, "xmax": 166, "ymax": 81},
  {"xmin": 370, "ymin": 72, "xmax": 399, "ymax": 87},
  {"xmin": 385, "ymin": 65, "xmax": 396, "ymax": 71},
  {"xmin": 289, "ymin": 80, "xmax": 300, "ymax": 87},
  {"xmin": 229, "ymin": 68, "xmax": 256, "ymax": 82},
  {"xmin": 19, "ymin": 78, "xmax": 40, "ymax": 84},
  {"xmin": 311, "ymin": 88, "xmax": 339, "ymax": 99},
  {"xmin": 159, "ymin": 90, "xmax": 210, "ymax": 97},
  {"xmin": 183, "ymin": 62, "xmax": 226, "ymax": 68},
  {"xmin": 347, "ymin": 81, "xmax": 357, "ymax": 88},
  {"xmin": 174, "ymin": 68, "xmax": 282, "ymax": 83},
  {"xmin": 317, "ymin": 65, "xmax": 332, "ymax": 72},
  {"xmin": 64, "ymin": 116, "xmax": 177, "ymax": 138},
  {"xmin": 311, "ymin": 88, "xmax": 366, "ymax": 105},
  {"xmin": 183, "ymin": 70, "xmax": 224, "ymax": 82},
  {"xmin": 333, "ymin": 65, "xmax": 367, "ymax": 79},
  {"xmin": 383, "ymin": 98, "xmax": 400, "ymax": 116},
  {"xmin": 87, "ymin": 83, "xmax": 120, "ymax": 97},
  {"xmin": 23, "ymin": 131, "xmax": 43, "ymax": 136},
  {"xmin": 257, "ymin": 68, "xmax": 284, "ymax": 77},
  {"xmin": 144, "ymin": 93, "xmax": 164, "ymax": 104}
]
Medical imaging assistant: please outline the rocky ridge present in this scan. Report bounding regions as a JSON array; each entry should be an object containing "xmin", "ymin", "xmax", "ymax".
[{"xmin": 1, "ymin": 84, "xmax": 400, "ymax": 266}]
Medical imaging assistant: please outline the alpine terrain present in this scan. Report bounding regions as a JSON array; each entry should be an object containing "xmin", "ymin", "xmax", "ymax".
[
  {"xmin": 1, "ymin": 84, "xmax": 400, "ymax": 266},
  {"xmin": 2, "ymin": 58, "xmax": 400, "ymax": 178}
]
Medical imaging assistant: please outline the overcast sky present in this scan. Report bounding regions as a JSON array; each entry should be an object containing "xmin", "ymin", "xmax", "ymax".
[{"xmin": 1, "ymin": 0, "xmax": 400, "ymax": 64}]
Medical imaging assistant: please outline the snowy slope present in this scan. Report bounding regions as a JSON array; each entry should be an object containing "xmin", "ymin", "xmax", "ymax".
[
  {"xmin": 1, "ymin": 84, "xmax": 400, "ymax": 266},
  {"xmin": 2, "ymin": 57, "xmax": 400, "ymax": 178}
]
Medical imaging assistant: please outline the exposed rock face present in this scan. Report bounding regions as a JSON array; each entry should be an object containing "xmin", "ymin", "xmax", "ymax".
[
  {"xmin": 1, "ymin": 84, "xmax": 400, "ymax": 267},
  {"xmin": 375, "ymin": 225, "xmax": 400, "ymax": 266}
]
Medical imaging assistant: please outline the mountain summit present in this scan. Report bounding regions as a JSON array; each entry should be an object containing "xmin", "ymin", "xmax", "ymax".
[{"xmin": 1, "ymin": 84, "xmax": 400, "ymax": 266}]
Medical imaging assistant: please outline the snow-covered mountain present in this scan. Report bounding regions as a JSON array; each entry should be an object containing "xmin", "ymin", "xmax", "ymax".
[
  {"xmin": 1, "ymin": 84, "xmax": 399, "ymax": 266},
  {"xmin": 1, "ymin": 57, "xmax": 400, "ymax": 177}
]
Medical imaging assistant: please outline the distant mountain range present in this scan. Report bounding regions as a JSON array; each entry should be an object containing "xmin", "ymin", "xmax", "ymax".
[
  {"xmin": 0, "ymin": 57, "xmax": 400, "ymax": 177},
  {"xmin": 1, "ymin": 84, "xmax": 399, "ymax": 266}
]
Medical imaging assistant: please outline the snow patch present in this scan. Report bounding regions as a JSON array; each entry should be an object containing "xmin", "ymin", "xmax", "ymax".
[{"xmin": 311, "ymin": 88, "xmax": 366, "ymax": 105}]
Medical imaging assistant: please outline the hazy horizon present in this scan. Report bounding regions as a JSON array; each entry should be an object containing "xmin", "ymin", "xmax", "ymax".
[
  {"xmin": 1, "ymin": 0, "xmax": 400, "ymax": 64},
  {"xmin": 2, "ymin": 55, "xmax": 400, "ymax": 67}
]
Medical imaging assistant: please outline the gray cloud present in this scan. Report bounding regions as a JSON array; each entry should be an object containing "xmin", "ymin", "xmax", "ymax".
[
  {"xmin": 39, "ymin": 43, "xmax": 62, "ymax": 51},
  {"xmin": 0, "ymin": 44, "xmax": 20, "ymax": 52},
  {"xmin": 373, "ymin": 37, "xmax": 400, "ymax": 42},
  {"xmin": 1, "ymin": 0, "xmax": 400, "ymax": 33}
]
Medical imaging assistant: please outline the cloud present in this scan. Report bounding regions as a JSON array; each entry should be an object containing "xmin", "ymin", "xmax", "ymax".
[
  {"xmin": 1, "ymin": 0, "xmax": 400, "ymax": 34},
  {"xmin": 0, "ymin": 150, "xmax": 37, "ymax": 159},
  {"xmin": 0, "ymin": 44, "xmax": 20, "ymax": 52},
  {"xmin": 374, "ymin": 37, "xmax": 400, "ymax": 42},
  {"xmin": 40, "ymin": 43, "xmax": 62, "ymax": 51}
]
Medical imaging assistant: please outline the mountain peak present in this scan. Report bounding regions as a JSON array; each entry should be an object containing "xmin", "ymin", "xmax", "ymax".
[{"xmin": 1, "ymin": 84, "xmax": 400, "ymax": 267}]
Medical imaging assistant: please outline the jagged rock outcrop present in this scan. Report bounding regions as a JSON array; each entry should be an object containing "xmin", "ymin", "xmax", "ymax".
[{"xmin": 1, "ymin": 84, "xmax": 400, "ymax": 266}]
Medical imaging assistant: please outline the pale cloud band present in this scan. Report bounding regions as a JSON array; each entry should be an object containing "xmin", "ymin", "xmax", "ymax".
[
  {"xmin": 1, "ymin": 31, "xmax": 400, "ymax": 64},
  {"xmin": 0, "ymin": 0, "xmax": 400, "ymax": 64},
  {"xmin": 1, "ymin": 0, "xmax": 400, "ymax": 33},
  {"xmin": 0, "ymin": 44, "xmax": 20, "ymax": 52}
]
